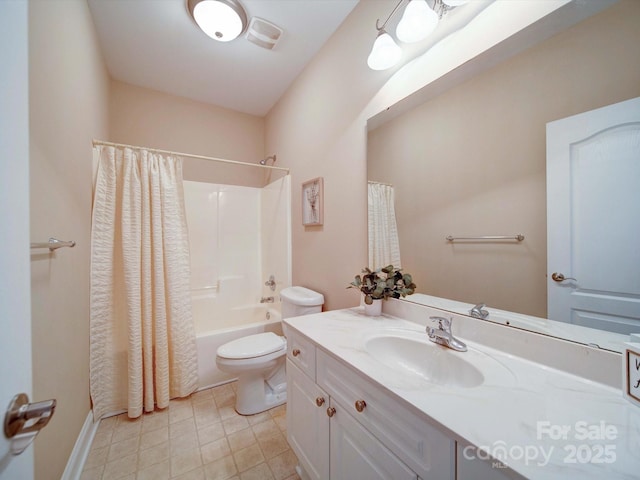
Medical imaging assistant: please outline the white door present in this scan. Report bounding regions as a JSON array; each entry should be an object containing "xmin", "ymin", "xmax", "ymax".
[
  {"xmin": 286, "ymin": 360, "xmax": 329, "ymax": 480},
  {"xmin": 0, "ymin": 1, "xmax": 34, "ymax": 479},
  {"xmin": 328, "ymin": 399, "xmax": 417, "ymax": 480},
  {"xmin": 547, "ymin": 96, "xmax": 640, "ymax": 334}
]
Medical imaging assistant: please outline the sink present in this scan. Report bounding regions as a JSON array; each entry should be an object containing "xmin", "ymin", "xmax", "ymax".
[{"xmin": 363, "ymin": 329, "xmax": 515, "ymax": 388}]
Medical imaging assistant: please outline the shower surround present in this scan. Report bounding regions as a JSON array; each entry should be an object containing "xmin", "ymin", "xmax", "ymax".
[{"xmin": 183, "ymin": 176, "xmax": 291, "ymax": 388}]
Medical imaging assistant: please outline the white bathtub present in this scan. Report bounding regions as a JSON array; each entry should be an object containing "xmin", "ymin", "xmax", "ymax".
[{"xmin": 195, "ymin": 303, "xmax": 283, "ymax": 389}]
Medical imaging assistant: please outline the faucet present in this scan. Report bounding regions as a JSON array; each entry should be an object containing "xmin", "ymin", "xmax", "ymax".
[
  {"xmin": 426, "ymin": 316, "xmax": 467, "ymax": 352},
  {"xmin": 260, "ymin": 296, "xmax": 275, "ymax": 303},
  {"xmin": 264, "ymin": 275, "xmax": 276, "ymax": 291},
  {"xmin": 469, "ymin": 303, "xmax": 489, "ymax": 319}
]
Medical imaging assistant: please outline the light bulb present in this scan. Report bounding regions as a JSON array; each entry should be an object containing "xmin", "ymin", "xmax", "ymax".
[
  {"xmin": 367, "ymin": 30, "xmax": 402, "ymax": 70},
  {"xmin": 396, "ymin": 0, "xmax": 438, "ymax": 44},
  {"xmin": 193, "ymin": 0, "xmax": 244, "ymax": 42}
]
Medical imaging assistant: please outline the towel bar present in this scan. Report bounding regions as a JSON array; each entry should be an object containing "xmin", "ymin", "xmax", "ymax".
[
  {"xmin": 446, "ymin": 235, "xmax": 524, "ymax": 242},
  {"xmin": 30, "ymin": 238, "xmax": 76, "ymax": 251}
]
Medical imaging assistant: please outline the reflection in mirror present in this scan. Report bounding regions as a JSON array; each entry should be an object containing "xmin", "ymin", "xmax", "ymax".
[{"xmin": 367, "ymin": 1, "xmax": 640, "ymax": 353}]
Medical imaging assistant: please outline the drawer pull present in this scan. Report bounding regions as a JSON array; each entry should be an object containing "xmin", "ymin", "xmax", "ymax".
[
  {"xmin": 355, "ymin": 400, "xmax": 367, "ymax": 412},
  {"xmin": 326, "ymin": 407, "xmax": 336, "ymax": 418},
  {"xmin": 315, "ymin": 397, "xmax": 325, "ymax": 407},
  {"xmin": 292, "ymin": 348, "xmax": 301, "ymax": 357}
]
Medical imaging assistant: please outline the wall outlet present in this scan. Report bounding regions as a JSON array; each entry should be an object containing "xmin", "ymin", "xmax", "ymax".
[{"xmin": 623, "ymin": 336, "xmax": 640, "ymax": 408}]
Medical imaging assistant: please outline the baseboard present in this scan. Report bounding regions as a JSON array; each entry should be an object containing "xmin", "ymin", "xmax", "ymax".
[{"xmin": 60, "ymin": 411, "xmax": 99, "ymax": 480}]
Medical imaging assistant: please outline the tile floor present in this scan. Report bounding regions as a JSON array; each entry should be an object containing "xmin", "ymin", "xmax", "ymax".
[{"xmin": 80, "ymin": 382, "xmax": 301, "ymax": 480}]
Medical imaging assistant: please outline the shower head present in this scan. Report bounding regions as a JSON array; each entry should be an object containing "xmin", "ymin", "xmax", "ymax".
[{"xmin": 259, "ymin": 155, "xmax": 276, "ymax": 165}]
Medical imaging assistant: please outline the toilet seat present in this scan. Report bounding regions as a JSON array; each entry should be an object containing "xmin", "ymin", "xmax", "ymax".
[{"xmin": 217, "ymin": 332, "xmax": 286, "ymax": 360}]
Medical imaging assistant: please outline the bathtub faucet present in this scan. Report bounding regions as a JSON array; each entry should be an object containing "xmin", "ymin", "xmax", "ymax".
[{"xmin": 260, "ymin": 296, "xmax": 275, "ymax": 303}]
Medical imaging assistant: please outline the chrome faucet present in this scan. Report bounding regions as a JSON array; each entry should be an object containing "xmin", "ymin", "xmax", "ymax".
[
  {"xmin": 260, "ymin": 296, "xmax": 275, "ymax": 303},
  {"xmin": 469, "ymin": 303, "xmax": 489, "ymax": 319},
  {"xmin": 264, "ymin": 275, "xmax": 276, "ymax": 291},
  {"xmin": 426, "ymin": 316, "xmax": 467, "ymax": 352}
]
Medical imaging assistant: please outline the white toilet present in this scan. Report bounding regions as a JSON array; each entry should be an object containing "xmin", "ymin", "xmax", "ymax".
[{"xmin": 216, "ymin": 286, "xmax": 324, "ymax": 415}]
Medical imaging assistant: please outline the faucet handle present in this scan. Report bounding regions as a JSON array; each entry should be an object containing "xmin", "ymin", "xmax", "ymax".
[{"xmin": 428, "ymin": 316, "xmax": 451, "ymax": 331}]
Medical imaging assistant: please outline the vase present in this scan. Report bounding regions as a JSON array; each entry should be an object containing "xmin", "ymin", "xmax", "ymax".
[{"xmin": 363, "ymin": 298, "xmax": 382, "ymax": 316}]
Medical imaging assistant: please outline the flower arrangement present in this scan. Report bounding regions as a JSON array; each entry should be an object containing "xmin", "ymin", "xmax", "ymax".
[{"xmin": 348, "ymin": 265, "xmax": 416, "ymax": 305}]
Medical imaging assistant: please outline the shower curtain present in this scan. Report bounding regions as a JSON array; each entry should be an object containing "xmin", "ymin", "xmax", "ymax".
[
  {"xmin": 90, "ymin": 145, "xmax": 198, "ymax": 420},
  {"xmin": 368, "ymin": 182, "xmax": 402, "ymax": 270}
]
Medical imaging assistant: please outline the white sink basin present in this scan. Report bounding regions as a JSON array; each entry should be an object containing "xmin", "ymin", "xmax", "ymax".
[{"xmin": 363, "ymin": 329, "xmax": 516, "ymax": 389}]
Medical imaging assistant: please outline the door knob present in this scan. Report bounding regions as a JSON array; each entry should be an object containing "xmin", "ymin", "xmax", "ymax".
[
  {"xmin": 326, "ymin": 407, "xmax": 336, "ymax": 417},
  {"xmin": 551, "ymin": 272, "xmax": 577, "ymax": 282},
  {"xmin": 315, "ymin": 397, "xmax": 325, "ymax": 407},
  {"xmin": 292, "ymin": 348, "xmax": 301, "ymax": 357},
  {"xmin": 4, "ymin": 393, "xmax": 56, "ymax": 438},
  {"xmin": 354, "ymin": 400, "xmax": 366, "ymax": 412}
]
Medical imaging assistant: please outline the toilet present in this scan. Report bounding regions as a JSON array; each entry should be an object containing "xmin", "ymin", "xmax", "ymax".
[{"xmin": 216, "ymin": 286, "xmax": 324, "ymax": 415}]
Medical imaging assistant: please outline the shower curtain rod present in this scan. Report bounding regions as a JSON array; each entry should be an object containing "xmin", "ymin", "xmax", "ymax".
[{"xmin": 92, "ymin": 140, "xmax": 290, "ymax": 174}]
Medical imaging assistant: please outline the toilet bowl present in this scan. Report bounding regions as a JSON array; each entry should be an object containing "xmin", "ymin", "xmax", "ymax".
[{"xmin": 216, "ymin": 286, "xmax": 324, "ymax": 415}]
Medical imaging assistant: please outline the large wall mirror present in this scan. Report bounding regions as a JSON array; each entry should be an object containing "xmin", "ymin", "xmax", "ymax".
[{"xmin": 367, "ymin": 0, "xmax": 640, "ymax": 353}]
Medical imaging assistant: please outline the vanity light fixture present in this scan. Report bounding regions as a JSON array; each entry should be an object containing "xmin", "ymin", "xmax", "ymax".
[
  {"xmin": 367, "ymin": 0, "xmax": 468, "ymax": 71},
  {"xmin": 187, "ymin": 0, "xmax": 248, "ymax": 42}
]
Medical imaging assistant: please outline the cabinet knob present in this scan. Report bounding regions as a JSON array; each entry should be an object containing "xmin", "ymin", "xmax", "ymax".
[
  {"xmin": 315, "ymin": 397, "xmax": 325, "ymax": 407},
  {"xmin": 292, "ymin": 348, "xmax": 301, "ymax": 357},
  {"xmin": 354, "ymin": 400, "xmax": 367, "ymax": 412},
  {"xmin": 326, "ymin": 407, "xmax": 336, "ymax": 418}
]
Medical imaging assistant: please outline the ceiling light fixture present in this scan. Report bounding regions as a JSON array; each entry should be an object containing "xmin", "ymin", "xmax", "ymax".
[
  {"xmin": 187, "ymin": 0, "xmax": 248, "ymax": 42},
  {"xmin": 367, "ymin": 0, "xmax": 467, "ymax": 71}
]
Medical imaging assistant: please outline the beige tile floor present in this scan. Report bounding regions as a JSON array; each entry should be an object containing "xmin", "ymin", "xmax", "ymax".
[{"xmin": 81, "ymin": 382, "xmax": 301, "ymax": 480}]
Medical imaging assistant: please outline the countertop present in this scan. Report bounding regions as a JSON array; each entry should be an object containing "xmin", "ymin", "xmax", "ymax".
[{"xmin": 284, "ymin": 307, "xmax": 640, "ymax": 479}]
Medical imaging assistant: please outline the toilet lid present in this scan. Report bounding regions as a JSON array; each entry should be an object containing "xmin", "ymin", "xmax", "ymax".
[{"xmin": 217, "ymin": 332, "xmax": 286, "ymax": 360}]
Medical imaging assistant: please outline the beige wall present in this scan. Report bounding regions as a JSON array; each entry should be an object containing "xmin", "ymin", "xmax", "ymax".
[
  {"xmin": 109, "ymin": 80, "xmax": 266, "ymax": 186},
  {"xmin": 29, "ymin": 1, "xmax": 110, "ymax": 478},
  {"xmin": 266, "ymin": 0, "xmax": 640, "ymax": 313},
  {"xmin": 368, "ymin": 0, "xmax": 640, "ymax": 318},
  {"xmin": 265, "ymin": 1, "xmax": 395, "ymax": 310}
]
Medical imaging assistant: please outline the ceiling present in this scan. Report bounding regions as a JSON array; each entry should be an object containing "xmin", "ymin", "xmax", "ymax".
[{"xmin": 88, "ymin": 0, "xmax": 359, "ymax": 117}]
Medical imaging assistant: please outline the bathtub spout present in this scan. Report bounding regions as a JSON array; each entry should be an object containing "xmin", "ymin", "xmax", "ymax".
[{"xmin": 260, "ymin": 296, "xmax": 275, "ymax": 303}]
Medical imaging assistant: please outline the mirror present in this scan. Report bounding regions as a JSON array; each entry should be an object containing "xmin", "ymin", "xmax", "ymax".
[{"xmin": 367, "ymin": 0, "xmax": 640, "ymax": 353}]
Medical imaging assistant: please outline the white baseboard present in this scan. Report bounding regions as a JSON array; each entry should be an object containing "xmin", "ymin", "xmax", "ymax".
[{"xmin": 60, "ymin": 411, "xmax": 99, "ymax": 480}]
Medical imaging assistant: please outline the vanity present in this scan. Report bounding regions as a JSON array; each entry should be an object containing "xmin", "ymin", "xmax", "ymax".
[{"xmin": 284, "ymin": 298, "xmax": 640, "ymax": 479}]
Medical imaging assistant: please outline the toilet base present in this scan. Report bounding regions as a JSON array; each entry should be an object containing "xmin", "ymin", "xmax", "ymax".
[{"xmin": 235, "ymin": 372, "xmax": 287, "ymax": 415}]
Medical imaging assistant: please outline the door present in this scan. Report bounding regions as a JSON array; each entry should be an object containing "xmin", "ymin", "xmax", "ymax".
[
  {"xmin": 0, "ymin": 1, "xmax": 34, "ymax": 479},
  {"xmin": 286, "ymin": 360, "xmax": 329, "ymax": 480},
  {"xmin": 547, "ymin": 96, "xmax": 640, "ymax": 333},
  {"xmin": 328, "ymin": 399, "xmax": 416, "ymax": 480}
]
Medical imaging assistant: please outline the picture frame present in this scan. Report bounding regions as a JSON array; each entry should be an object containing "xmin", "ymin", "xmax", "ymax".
[{"xmin": 302, "ymin": 177, "xmax": 324, "ymax": 226}]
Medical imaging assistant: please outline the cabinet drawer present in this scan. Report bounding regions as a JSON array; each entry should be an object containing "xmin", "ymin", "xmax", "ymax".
[
  {"xmin": 317, "ymin": 350, "xmax": 454, "ymax": 480},
  {"xmin": 285, "ymin": 328, "xmax": 316, "ymax": 380}
]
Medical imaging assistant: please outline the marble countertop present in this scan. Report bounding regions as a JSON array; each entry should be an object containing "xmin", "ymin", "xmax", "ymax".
[{"xmin": 284, "ymin": 307, "xmax": 640, "ymax": 480}]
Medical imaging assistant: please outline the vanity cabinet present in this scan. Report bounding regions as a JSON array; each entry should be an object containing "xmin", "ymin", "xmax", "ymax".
[{"xmin": 286, "ymin": 328, "xmax": 455, "ymax": 480}]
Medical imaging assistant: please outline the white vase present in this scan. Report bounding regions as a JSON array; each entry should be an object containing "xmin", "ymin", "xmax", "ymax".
[{"xmin": 364, "ymin": 299, "xmax": 382, "ymax": 316}]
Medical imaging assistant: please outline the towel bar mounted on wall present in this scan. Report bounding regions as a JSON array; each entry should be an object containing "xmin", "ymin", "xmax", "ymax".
[
  {"xmin": 30, "ymin": 238, "xmax": 76, "ymax": 251},
  {"xmin": 446, "ymin": 235, "xmax": 525, "ymax": 242}
]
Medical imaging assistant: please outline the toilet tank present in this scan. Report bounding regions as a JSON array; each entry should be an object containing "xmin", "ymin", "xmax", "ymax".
[{"xmin": 280, "ymin": 286, "xmax": 324, "ymax": 319}]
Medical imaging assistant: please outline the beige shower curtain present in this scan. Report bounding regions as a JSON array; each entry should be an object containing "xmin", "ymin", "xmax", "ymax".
[{"xmin": 90, "ymin": 145, "xmax": 198, "ymax": 420}]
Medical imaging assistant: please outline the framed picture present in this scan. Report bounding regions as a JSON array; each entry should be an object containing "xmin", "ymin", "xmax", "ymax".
[{"xmin": 302, "ymin": 177, "xmax": 324, "ymax": 226}]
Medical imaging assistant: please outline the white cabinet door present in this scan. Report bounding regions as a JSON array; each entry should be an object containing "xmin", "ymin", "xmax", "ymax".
[
  {"xmin": 286, "ymin": 360, "xmax": 329, "ymax": 480},
  {"xmin": 329, "ymin": 399, "xmax": 417, "ymax": 480},
  {"xmin": 456, "ymin": 443, "xmax": 513, "ymax": 480}
]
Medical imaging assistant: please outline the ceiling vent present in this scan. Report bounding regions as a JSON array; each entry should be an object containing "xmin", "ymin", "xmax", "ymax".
[{"xmin": 246, "ymin": 17, "xmax": 283, "ymax": 50}]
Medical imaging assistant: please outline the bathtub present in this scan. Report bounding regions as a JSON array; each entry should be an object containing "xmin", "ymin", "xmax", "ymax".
[{"xmin": 195, "ymin": 302, "xmax": 283, "ymax": 389}]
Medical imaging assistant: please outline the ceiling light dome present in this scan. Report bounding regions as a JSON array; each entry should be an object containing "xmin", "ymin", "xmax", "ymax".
[{"xmin": 188, "ymin": 0, "xmax": 248, "ymax": 42}]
